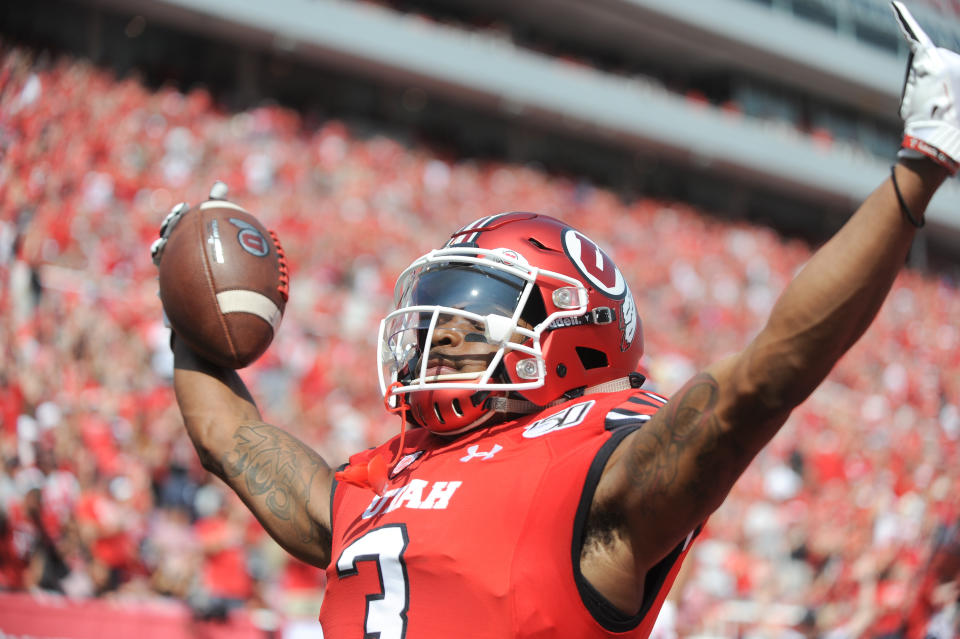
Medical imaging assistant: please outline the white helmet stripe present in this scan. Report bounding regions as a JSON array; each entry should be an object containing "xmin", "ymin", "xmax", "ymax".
[
  {"xmin": 449, "ymin": 215, "xmax": 492, "ymax": 246},
  {"xmin": 447, "ymin": 213, "xmax": 510, "ymax": 246}
]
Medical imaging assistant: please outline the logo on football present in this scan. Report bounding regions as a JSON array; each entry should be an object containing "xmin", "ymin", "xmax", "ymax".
[{"xmin": 230, "ymin": 218, "xmax": 270, "ymax": 257}]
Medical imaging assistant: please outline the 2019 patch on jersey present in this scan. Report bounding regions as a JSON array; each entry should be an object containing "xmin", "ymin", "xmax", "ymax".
[{"xmin": 523, "ymin": 401, "xmax": 595, "ymax": 438}]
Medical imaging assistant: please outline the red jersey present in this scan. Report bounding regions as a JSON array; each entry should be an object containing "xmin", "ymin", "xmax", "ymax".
[{"xmin": 319, "ymin": 388, "xmax": 699, "ymax": 638}]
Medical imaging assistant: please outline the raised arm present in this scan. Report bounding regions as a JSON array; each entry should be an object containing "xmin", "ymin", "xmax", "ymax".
[
  {"xmin": 590, "ymin": 0, "xmax": 960, "ymax": 604},
  {"xmin": 172, "ymin": 322, "xmax": 335, "ymax": 568},
  {"xmin": 597, "ymin": 159, "xmax": 945, "ymax": 571}
]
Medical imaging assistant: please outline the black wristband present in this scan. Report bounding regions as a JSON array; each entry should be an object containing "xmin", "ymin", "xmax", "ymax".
[{"xmin": 890, "ymin": 165, "xmax": 925, "ymax": 228}]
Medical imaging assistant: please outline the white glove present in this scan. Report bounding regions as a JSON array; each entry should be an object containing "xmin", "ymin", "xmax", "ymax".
[
  {"xmin": 151, "ymin": 181, "xmax": 231, "ymax": 344},
  {"xmin": 892, "ymin": 1, "xmax": 960, "ymax": 174},
  {"xmin": 149, "ymin": 181, "xmax": 230, "ymax": 266},
  {"xmin": 150, "ymin": 202, "xmax": 189, "ymax": 267}
]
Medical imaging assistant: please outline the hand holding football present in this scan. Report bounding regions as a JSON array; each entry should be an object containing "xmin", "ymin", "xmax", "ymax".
[{"xmin": 156, "ymin": 198, "xmax": 289, "ymax": 368}]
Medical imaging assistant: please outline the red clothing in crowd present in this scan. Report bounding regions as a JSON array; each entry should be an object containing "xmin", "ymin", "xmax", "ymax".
[{"xmin": 194, "ymin": 515, "xmax": 254, "ymax": 601}]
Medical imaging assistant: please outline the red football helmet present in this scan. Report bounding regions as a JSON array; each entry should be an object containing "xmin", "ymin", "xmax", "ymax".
[{"xmin": 377, "ymin": 212, "xmax": 643, "ymax": 434}]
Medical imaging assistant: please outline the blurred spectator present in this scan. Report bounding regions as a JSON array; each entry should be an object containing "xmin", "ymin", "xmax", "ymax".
[{"xmin": 188, "ymin": 487, "xmax": 257, "ymax": 619}]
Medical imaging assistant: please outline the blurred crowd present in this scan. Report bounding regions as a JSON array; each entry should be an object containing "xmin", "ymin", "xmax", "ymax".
[{"xmin": 2, "ymin": 45, "xmax": 960, "ymax": 638}]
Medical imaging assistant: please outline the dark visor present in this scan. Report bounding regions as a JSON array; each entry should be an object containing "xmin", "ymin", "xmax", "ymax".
[{"xmin": 406, "ymin": 264, "xmax": 526, "ymax": 318}]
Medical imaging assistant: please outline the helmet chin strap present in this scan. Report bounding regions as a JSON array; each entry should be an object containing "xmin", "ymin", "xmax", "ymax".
[{"xmin": 486, "ymin": 373, "xmax": 645, "ymax": 415}]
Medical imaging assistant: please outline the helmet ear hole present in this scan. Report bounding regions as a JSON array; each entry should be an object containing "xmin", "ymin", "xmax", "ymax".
[{"xmin": 575, "ymin": 346, "xmax": 608, "ymax": 370}]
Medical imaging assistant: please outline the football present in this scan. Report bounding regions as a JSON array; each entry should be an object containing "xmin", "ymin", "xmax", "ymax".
[{"xmin": 157, "ymin": 200, "xmax": 289, "ymax": 368}]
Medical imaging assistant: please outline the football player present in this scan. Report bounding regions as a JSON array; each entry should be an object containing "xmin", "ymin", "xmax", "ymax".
[{"xmin": 160, "ymin": 3, "xmax": 959, "ymax": 636}]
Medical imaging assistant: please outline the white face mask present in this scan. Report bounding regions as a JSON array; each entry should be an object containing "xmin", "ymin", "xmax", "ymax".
[{"xmin": 377, "ymin": 247, "xmax": 588, "ymax": 407}]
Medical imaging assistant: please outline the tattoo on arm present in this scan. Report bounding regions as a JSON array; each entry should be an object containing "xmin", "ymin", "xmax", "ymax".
[
  {"xmin": 220, "ymin": 422, "xmax": 329, "ymax": 545},
  {"xmin": 624, "ymin": 373, "xmax": 736, "ymax": 515}
]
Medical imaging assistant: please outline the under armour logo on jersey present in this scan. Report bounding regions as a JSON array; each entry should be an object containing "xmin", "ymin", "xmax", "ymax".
[{"xmin": 459, "ymin": 444, "xmax": 503, "ymax": 462}]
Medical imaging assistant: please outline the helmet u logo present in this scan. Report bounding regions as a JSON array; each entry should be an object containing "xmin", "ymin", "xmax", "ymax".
[{"xmin": 562, "ymin": 229, "xmax": 626, "ymax": 299}]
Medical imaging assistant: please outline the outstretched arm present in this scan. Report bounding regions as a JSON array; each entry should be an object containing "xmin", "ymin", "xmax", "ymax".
[
  {"xmin": 587, "ymin": 5, "xmax": 960, "ymax": 603},
  {"xmin": 596, "ymin": 158, "xmax": 946, "ymax": 576},
  {"xmin": 173, "ymin": 338, "xmax": 335, "ymax": 567}
]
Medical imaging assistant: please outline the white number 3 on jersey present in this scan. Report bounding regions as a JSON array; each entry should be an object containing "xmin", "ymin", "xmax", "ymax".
[{"xmin": 335, "ymin": 524, "xmax": 410, "ymax": 639}]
